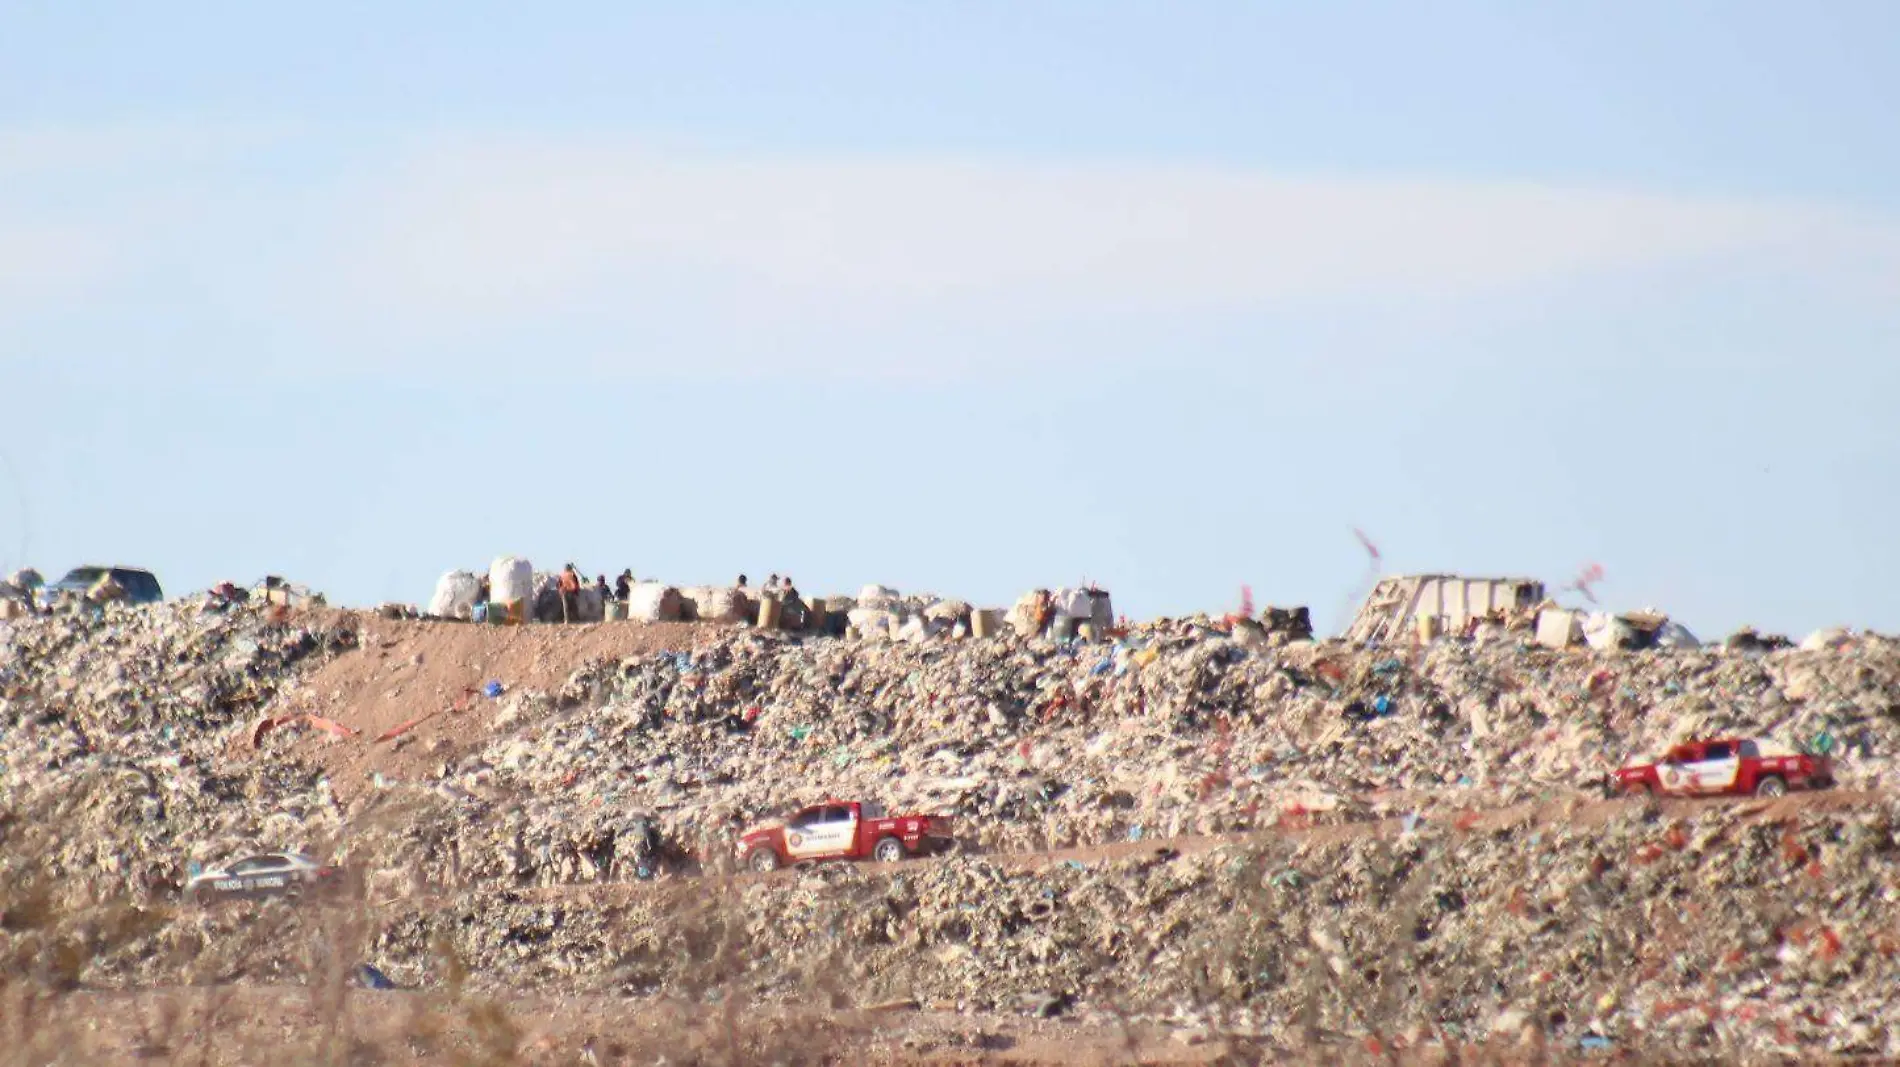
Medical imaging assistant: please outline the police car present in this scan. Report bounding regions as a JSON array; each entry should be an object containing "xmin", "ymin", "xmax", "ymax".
[{"xmin": 185, "ymin": 852, "xmax": 349, "ymax": 906}]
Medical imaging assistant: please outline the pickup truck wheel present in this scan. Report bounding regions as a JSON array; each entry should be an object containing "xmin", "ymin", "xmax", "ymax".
[
  {"xmin": 872, "ymin": 837, "xmax": 906, "ymax": 864},
  {"xmin": 746, "ymin": 848, "xmax": 781, "ymax": 873},
  {"xmin": 1755, "ymin": 775, "xmax": 1788, "ymax": 798}
]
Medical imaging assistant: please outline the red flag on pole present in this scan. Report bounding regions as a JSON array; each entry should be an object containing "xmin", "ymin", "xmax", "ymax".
[{"xmin": 1353, "ymin": 528, "xmax": 1381, "ymax": 563}]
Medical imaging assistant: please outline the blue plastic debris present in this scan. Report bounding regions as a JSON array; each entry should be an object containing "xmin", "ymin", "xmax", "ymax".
[
  {"xmin": 1373, "ymin": 694, "xmax": 1394, "ymax": 716},
  {"xmin": 1578, "ymin": 1034, "xmax": 1612, "ymax": 1052},
  {"xmin": 1373, "ymin": 658, "xmax": 1404, "ymax": 675},
  {"xmin": 483, "ymin": 680, "xmax": 504, "ymax": 699},
  {"xmin": 356, "ymin": 964, "xmax": 396, "ymax": 990},
  {"xmin": 1128, "ymin": 824, "xmax": 1143, "ymax": 842}
]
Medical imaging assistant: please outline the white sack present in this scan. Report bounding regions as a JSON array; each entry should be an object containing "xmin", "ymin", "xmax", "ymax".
[
  {"xmin": 1051, "ymin": 587, "xmax": 1094, "ymax": 620},
  {"xmin": 693, "ymin": 586, "xmax": 747, "ymax": 624},
  {"xmin": 847, "ymin": 607, "xmax": 898, "ymax": 638},
  {"xmin": 924, "ymin": 599, "xmax": 972, "ymax": 622},
  {"xmin": 428, "ymin": 571, "xmax": 482, "ymax": 619},
  {"xmin": 489, "ymin": 557, "xmax": 534, "ymax": 612},
  {"xmin": 897, "ymin": 615, "xmax": 948, "ymax": 644},
  {"xmin": 627, "ymin": 583, "xmax": 683, "ymax": 623},
  {"xmin": 1582, "ymin": 613, "xmax": 1637, "ymax": 651}
]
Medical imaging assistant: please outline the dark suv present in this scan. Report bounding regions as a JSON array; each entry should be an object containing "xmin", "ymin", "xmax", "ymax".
[{"xmin": 39, "ymin": 566, "xmax": 164, "ymax": 607}]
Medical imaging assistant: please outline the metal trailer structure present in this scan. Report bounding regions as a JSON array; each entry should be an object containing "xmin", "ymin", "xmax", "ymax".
[{"xmin": 1343, "ymin": 574, "xmax": 1545, "ymax": 645}]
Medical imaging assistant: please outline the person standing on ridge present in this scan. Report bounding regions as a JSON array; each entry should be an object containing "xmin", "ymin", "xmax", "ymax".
[{"xmin": 558, "ymin": 564, "xmax": 582, "ymax": 623}]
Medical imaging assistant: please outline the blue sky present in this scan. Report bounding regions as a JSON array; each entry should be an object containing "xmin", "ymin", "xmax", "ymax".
[{"xmin": 3, "ymin": 2, "xmax": 1897, "ymax": 636}]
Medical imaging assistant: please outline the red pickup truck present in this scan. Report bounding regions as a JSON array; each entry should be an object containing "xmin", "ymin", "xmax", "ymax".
[
  {"xmin": 1608, "ymin": 737, "xmax": 1833, "ymax": 799},
  {"xmin": 739, "ymin": 800, "xmax": 956, "ymax": 872}
]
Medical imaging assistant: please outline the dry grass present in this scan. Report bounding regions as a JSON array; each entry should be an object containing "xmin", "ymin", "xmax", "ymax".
[
  {"xmin": 0, "ymin": 784, "xmax": 1763, "ymax": 1066},
  {"xmin": 0, "ymin": 844, "xmax": 1553, "ymax": 1067}
]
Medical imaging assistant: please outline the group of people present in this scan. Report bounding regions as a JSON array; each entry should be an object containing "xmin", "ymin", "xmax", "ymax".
[
  {"xmin": 467, "ymin": 564, "xmax": 805, "ymax": 624},
  {"xmin": 736, "ymin": 573, "xmax": 801, "ymax": 599},
  {"xmin": 465, "ymin": 565, "xmax": 638, "ymax": 623},
  {"xmin": 553, "ymin": 564, "xmax": 641, "ymax": 623}
]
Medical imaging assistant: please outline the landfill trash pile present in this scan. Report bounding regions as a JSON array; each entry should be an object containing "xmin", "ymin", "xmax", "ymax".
[
  {"xmin": 0, "ymin": 602, "xmax": 360, "ymax": 897},
  {"xmin": 58, "ymin": 797, "xmax": 1900, "ymax": 1059},
  {"xmin": 8, "ymin": 609, "xmax": 1900, "ymax": 896},
  {"xmin": 395, "ymin": 795, "xmax": 1900, "ymax": 1059},
  {"xmin": 4, "ymin": 602, "xmax": 1900, "ymax": 1060},
  {"xmin": 333, "ymin": 622, "xmax": 1900, "ymax": 893}
]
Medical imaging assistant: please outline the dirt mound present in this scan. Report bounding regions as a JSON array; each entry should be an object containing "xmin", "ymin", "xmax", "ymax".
[{"xmin": 269, "ymin": 618, "xmax": 712, "ymax": 800}]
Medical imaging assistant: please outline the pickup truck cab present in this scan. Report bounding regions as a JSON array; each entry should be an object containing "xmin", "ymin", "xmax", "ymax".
[
  {"xmin": 739, "ymin": 800, "xmax": 955, "ymax": 873},
  {"xmin": 1609, "ymin": 737, "xmax": 1832, "ymax": 799}
]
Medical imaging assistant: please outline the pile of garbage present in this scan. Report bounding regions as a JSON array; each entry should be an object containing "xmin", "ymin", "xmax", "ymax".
[
  {"xmin": 0, "ymin": 602, "xmax": 359, "ymax": 896},
  {"xmin": 388, "ymin": 797, "xmax": 1900, "ymax": 1058},
  {"xmin": 66, "ymin": 799, "xmax": 1900, "ymax": 1059},
  {"xmin": 5, "ymin": 601, "xmax": 1900, "ymax": 1059},
  {"xmin": 321, "ymin": 621, "xmax": 1897, "ymax": 891},
  {"xmin": 9, "ymin": 606, "xmax": 1900, "ymax": 896}
]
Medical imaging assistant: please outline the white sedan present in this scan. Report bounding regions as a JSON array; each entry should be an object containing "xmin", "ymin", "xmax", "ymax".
[{"xmin": 185, "ymin": 852, "xmax": 349, "ymax": 905}]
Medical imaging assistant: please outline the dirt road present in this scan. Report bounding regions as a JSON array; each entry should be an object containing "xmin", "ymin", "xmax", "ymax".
[{"xmin": 354, "ymin": 785, "xmax": 1879, "ymax": 914}]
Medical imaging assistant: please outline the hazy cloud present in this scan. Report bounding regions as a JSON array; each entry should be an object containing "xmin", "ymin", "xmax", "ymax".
[
  {"xmin": 335, "ymin": 139, "xmax": 1856, "ymax": 319},
  {"xmin": 2, "ymin": 128, "xmax": 1891, "ymax": 379}
]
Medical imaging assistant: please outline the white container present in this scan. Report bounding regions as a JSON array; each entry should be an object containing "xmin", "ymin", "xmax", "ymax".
[{"xmin": 489, "ymin": 557, "xmax": 534, "ymax": 624}]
